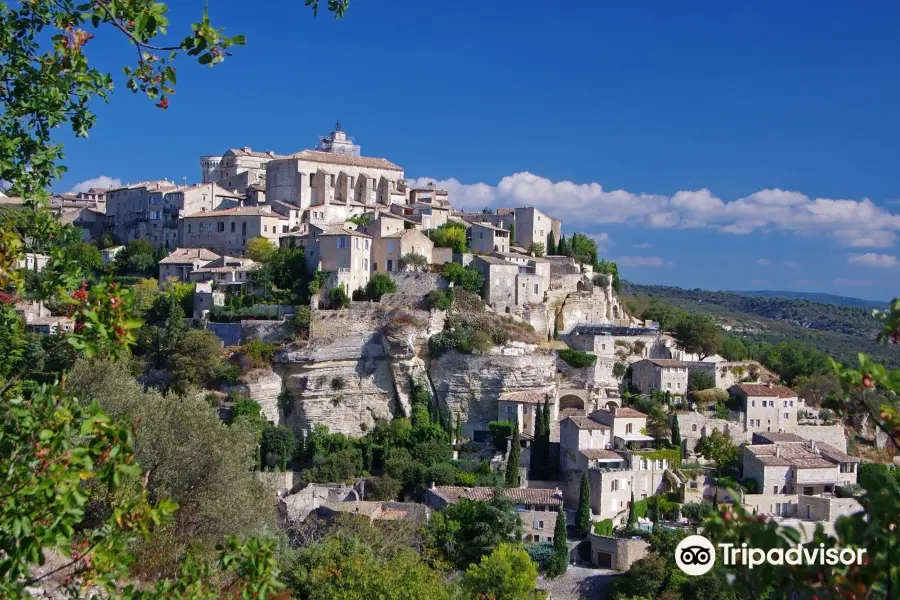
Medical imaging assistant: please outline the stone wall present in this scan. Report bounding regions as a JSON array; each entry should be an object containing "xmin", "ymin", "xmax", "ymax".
[
  {"xmin": 742, "ymin": 493, "xmax": 799, "ymax": 517},
  {"xmin": 798, "ymin": 495, "xmax": 862, "ymax": 521},
  {"xmin": 797, "ymin": 424, "xmax": 849, "ymax": 453},
  {"xmin": 241, "ymin": 320, "xmax": 292, "ymax": 344},
  {"xmin": 429, "ymin": 350, "xmax": 556, "ymax": 439},
  {"xmin": 589, "ymin": 534, "xmax": 650, "ymax": 571},
  {"xmin": 310, "ymin": 305, "xmax": 383, "ymax": 341},
  {"xmin": 206, "ymin": 322, "xmax": 242, "ymax": 346},
  {"xmin": 688, "ymin": 360, "xmax": 762, "ymax": 389}
]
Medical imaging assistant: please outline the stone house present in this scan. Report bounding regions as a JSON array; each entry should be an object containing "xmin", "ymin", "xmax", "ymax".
[
  {"xmin": 180, "ymin": 206, "xmax": 287, "ymax": 256},
  {"xmin": 101, "ymin": 245, "xmax": 124, "ymax": 264},
  {"xmin": 189, "ymin": 256, "xmax": 260, "ymax": 291},
  {"xmin": 265, "ymin": 124, "xmax": 405, "ymax": 210},
  {"xmin": 742, "ymin": 434, "xmax": 860, "ymax": 497},
  {"xmin": 313, "ymin": 501, "xmax": 429, "ymax": 525},
  {"xmin": 471, "ymin": 255, "xmax": 519, "ymax": 306},
  {"xmin": 513, "ymin": 206, "xmax": 561, "ymax": 250},
  {"xmin": 559, "ymin": 407, "xmax": 673, "ymax": 522},
  {"xmin": 25, "ymin": 316, "xmax": 74, "ymax": 335},
  {"xmin": 154, "ymin": 183, "xmax": 241, "ymax": 249},
  {"xmin": 193, "ymin": 280, "xmax": 224, "ymax": 320},
  {"xmin": 201, "ymin": 147, "xmax": 281, "ymax": 194},
  {"xmin": 424, "ymin": 485, "xmax": 563, "ymax": 512},
  {"xmin": 730, "ymin": 383, "xmax": 800, "ymax": 433},
  {"xmin": 269, "ymin": 200, "xmax": 304, "ymax": 231},
  {"xmin": 589, "ymin": 534, "xmax": 649, "ymax": 571},
  {"xmin": 671, "ymin": 410, "xmax": 749, "ymax": 456},
  {"xmin": 521, "ymin": 510, "xmax": 558, "ymax": 543},
  {"xmin": 310, "ymin": 225, "xmax": 372, "ymax": 295},
  {"xmin": 363, "ymin": 216, "xmax": 434, "ymax": 273},
  {"xmin": 498, "ymin": 389, "xmax": 558, "ymax": 438},
  {"xmin": 16, "ymin": 252, "xmax": 50, "ymax": 272},
  {"xmin": 468, "ymin": 221, "xmax": 511, "ymax": 254},
  {"xmin": 630, "ymin": 358, "xmax": 688, "ymax": 394},
  {"xmin": 106, "ymin": 180, "xmax": 179, "ymax": 244},
  {"xmin": 158, "ymin": 248, "xmax": 222, "ymax": 283}
]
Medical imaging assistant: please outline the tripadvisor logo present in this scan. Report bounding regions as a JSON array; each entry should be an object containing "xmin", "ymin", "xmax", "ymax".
[{"xmin": 674, "ymin": 534, "xmax": 867, "ymax": 577}]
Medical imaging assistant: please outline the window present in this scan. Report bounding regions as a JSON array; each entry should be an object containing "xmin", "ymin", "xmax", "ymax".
[
  {"xmin": 330, "ymin": 174, "xmax": 335, "ymax": 186},
  {"xmin": 217, "ymin": 222, "xmax": 225, "ymax": 232},
  {"xmin": 231, "ymin": 222, "xmax": 235, "ymax": 232},
  {"xmin": 242, "ymin": 222, "xmax": 247, "ymax": 236},
  {"xmin": 625, "ymin": 423, "xmax": 633, "ymax": 434},
  {"xmin": 282, "ymin": 225, "xmax": 288, "ymax": 233},
  {"xmin": 784, "ymin": 412, "xmax": 789, "ymax": 420},
  {"xmin": 692, "ymin": 424, "xmax": 698, "ymax": 432},
  {"xmin": 188, "ymin": 224, "xmax": 192, "ymax": 233},
  {"xmin": 309, "ymin": 173, "xmax": 315, "ymax": 187},
  {"xmin": 364, "ymin": 239, "xmax": 369, "ymax": 250},
  {"xmin": 338, "ymin": 237, "xmax": 348, "ymax": 249},
  {"xmin": 667, "ymin": 382, "xmax": 672, "ymax": 390},
  {"xmin": 676, "ymin": 382, "xmax": 681, "ymax": 389},
  {"xmin": 601, "ymin": 344, "xmax": 606, "ymax": 351},
  {"xmin": 363, "ymin": 258, "xmax": 369, "ymax": 270},
  {"xmin": 773, "ymin": 486, "xmax": 778, "ymax": 494},
  {"xmin": 656, "ymin": 460, "xmax": 662, "ymax": 469},
  {"xmin": 355, "ymin": 237, "xmax": 360, "ymax": 249},
  {"xmin": 803, "ymin": 487, "xmax": 813, "ymax": 495},
  {"xmin": 263, "ymin": 225, "xmax": 268, "ymax": 233},
  {"xmin": 199, "ymin": 223, "xmax": 204, "ymax": 233},
  {"xmin": 789, "ymin": 400, "xmax": 794, "ymax": 407},
  {"xmin": 641, "ymin": 459, "xmax": 647, "ymax": 469},
  {"xmin": 534, "ymin": 283, "xmax": 539, "ymax": 295},
  {"xmin": 611, "ymin": 480, "xmax": 619, "ymax": 492},
  {"xmin": 339, "ymin": 259, "xmax": 345, "ymax": 269},
  {"xmin": 387, "ymin": 241, "xmax": 394, "ymax": 254},
  {"xmin": 533, "ymin": 520, "xmax": 544, "ymax": 530},
  {"xmin": 751, "ymin": 400, "xmax": 755, "ymax": 407}
]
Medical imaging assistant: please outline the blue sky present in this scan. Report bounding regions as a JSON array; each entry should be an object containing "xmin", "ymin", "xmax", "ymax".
[{"xmin": 56, "ymin": 0, "xmax": 900, "ymax": 301}]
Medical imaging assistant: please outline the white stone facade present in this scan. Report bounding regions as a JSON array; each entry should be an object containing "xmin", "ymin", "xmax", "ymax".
[{"xmin": 631, "ymin": 358, "xmax": 688, "ymax": 394}]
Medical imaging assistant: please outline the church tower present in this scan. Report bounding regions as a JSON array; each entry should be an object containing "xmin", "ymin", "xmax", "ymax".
[{"xmin": 315, "ymin": 120, "xmax": 361, "ymax": 157}]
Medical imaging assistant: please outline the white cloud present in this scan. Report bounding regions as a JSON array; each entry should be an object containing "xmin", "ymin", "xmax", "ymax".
[
  {"xmin": 756, "ymin": 258, "xmax": 771, "ymax": 265},
  {"xmin": 410, "ymin": 173, "xmax": 900, "ymax": 249},
  {"xmin": 614, "ymin": 256, "xmax": 673, "ymax": 268},
  {"xmin": 633, "ymin": 243, "xmax": 652, "ymax": 248},
  {"xmin": 784, "ymin": 261, "xmax": 801, "ymax": 268},
  {"xmin": 69, "ymin": 176, "xmax": 121, "ymax": 194},
  {"xmin": 589, "ymin": 232, "xmax": 612, "ymax": 250},
  {"xmin": 847, "ymin": 253, "xmax": 899, "ymax": 268}
]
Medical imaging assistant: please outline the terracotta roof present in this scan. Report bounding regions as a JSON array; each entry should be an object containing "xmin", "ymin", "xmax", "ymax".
[
  {"xmin": 612, "ymin": 407, "xmax": 647, "ymax": 418},
  {"xmin": 499, "ymin": 390, "xmax": 553, "ymax": 405},
  {"xmin": 183, "ymin": 206, "xmax": 287, "ymax": 219},
  {"xmin": 286, "ymin": 150, "xmax": 403, "ymax": 171},
  {"xmin": 580, "ymin": 449, "xmax": 626, "ymax": 461},
  {"xmin": 641, "ymin": 358, "xmax": 688, "ymax": 368},
  {"xmin": 158, "ymin": 248, "xmax": 221, "ymax": 264},
  {"xmin": 564, "ymin": 416, "xmax": 610, "ymax": 430},
  {"xmin": 430, "ymin": 486, "xmax": 562, "ymax": 506},
  {"xmin": 732, "ymin": 384, "xmax": 797, "ymax": 398}
]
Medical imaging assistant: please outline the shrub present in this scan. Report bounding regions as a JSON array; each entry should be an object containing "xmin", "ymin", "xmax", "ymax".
[
  {"xmin": 442, "ymin": 263, "xmax": 484, "ymax": 294},
  {"xmin": 399, "ymin": 252, "xmax": 428, "ymax": 272},
  {"xmin": 329, "ymin": 284, "xmax": 350, "ymax": 309},
  {"xmin": 525, "ymin": 542, "xmax": 557, "ymax": 572},
  {"xmin": 242, "ymin": 339, "xmax": 276, "ymax": 366},
  {"xmin": 688, "ymin": 388, "xmax": 730, "ymax": 405},
  {"xmin": 558, "ymin": 348, "xmax": 597, "ymax": 368},
  {"xmin": 426, "ymin": 289, "xmax": 452, "ymax": 311},
  {"xmin": 366, "ymin": 273, "xmax": 397, "ymax": 301},
  {"xmin": 470, "ymin": 330, "xmax": 493, "ymax": 353},
  {"xmin": 593, "ymin": 519, "xmax": 614, "ymax": 536},
  {"xmin": 331, "ymin": 376, "xmax": 346, "ymax": 391},
  {"xmin": 217, "ymin": 361, "xmax": 241, "ymax": 385},
  {"xmin": 592, "ymin": 274, "xmax": 609, "ymax": 288},
  {"xmin": 292, "ymin": 305, "xmax": 312, "ymax": 331},
  {"xmin": 688, "ymin": 370, "xmax": 716, "ymax": 391},
  {"xmin": 713, "ymin": 403, "xmax": 730, "ymax": 420},
  {"xmin": 681, "ymin": 501, "xmax": 714, "ymax": 523}
]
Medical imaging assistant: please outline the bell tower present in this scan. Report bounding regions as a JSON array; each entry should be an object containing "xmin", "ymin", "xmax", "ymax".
[{"xmin": 315, "ymin": 120, "xmax": 361, "ymax": 157}]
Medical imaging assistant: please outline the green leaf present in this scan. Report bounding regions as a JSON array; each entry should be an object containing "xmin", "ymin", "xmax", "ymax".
[{"xmin": 198, "ymin": 53, "xmax": 213, "ymax": 65}]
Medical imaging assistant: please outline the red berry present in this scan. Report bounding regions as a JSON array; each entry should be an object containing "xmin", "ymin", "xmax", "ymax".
[{"xmin": 862, "ymin": 374, "xmax": 874, "ymax": 389}]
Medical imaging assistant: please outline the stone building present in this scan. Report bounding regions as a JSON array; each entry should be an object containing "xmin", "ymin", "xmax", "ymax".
[
  {"xmin": 265, "ymin": 123, "xmax": 405, "ymax": 210},
  {"xmin": 101, "ymin": 245, "xmax": 123, "ymax": 264},
  {"xmin": 742, "ymin": 434, "xmax": 860, "ymax": 497},
  {"xmin": 497, "ymin": 389, "xmax": 558, "ymax": 438},
  {"xmin": 362, "ymin": 215, "xmax": 434, "ymax": 273},
  {"xmin": 589, "ymin": 534, "xmax": 649, "ymax": 571},
  {"xmin": 155, "ymin": 183, "xmax": 241, "ymax": 249},
  {"xmin": 630, "ymin": 358, "xmax": 689, "ymax": 394},
  {"xmin": 513, "ymin": 206, "xmax": 561, "ymax": 250},
  {"xmin": 468, "ymin": 221, "xmax": 511, "ymax": 254},
  {"xmin": 180, "ymin": 206, "xmax": 287, "ymax": 256},
  {"xmin": 193, "ymin": 280, "xmax": 224, "ymax": 321},
  {"xmin": 158, "ymin": 248, "xmax": 222, "ymax": 283},
  {"xmin": 671, "ymin": 410, "xmax": 749, "ymax": 456},
  {"xmin": 16, "ymin": 252, "xmax": 50, "ymax": 273},
  {"xmin": 189, "ymin": 256, "xmax": 260, "ymax": 291},
  {"xmin": 201, "ymin": 147, "xmax": 281, "ymax": 194},
  {"xmin": 308, "ymin": 225, "xmax": 372, "ymax": 295},
  {"xmin": 471, "ymin": 255, "xmax": 518, "ymax": 306},
  {"xmin": 105, "ymin": 180, "xmax": 179, "ymax": 244},
  {"xmin": 730, "ymin": 383, "xmax": 800, "ymax": 433},
  {"xmin": 424, "ymin": 486, "xmax": 563, "ymax": 512},
  {"xmin": 522, "ymin": 510, "xmax": 558, "ymax": 543},
  {"xmin": 559, "ymin": 407, "xmax": 673, "ymax": 522}
]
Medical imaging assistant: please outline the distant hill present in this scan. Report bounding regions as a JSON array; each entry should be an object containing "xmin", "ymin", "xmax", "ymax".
[
  {"xmin": 730, "ymin": 290, "xmax": 887, "ymax": 311},
  {"xmin": 619, "ymin": 282, "xmax": 899, "ymax": 369}
]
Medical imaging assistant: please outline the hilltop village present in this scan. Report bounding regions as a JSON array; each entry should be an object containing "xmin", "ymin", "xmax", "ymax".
[{"xmin": 4, "ymin": 122, "xmax": 890, "ymax": 597}]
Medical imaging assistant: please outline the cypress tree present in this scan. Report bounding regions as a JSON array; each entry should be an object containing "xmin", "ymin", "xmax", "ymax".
[
  {"xmin": 531, "ymin": 402, "xmax": 545, "ymax": 480},
  {"xmin": 547, "ymin": 504, "xmax": 569, "ymax": 576},
  {"xmin": 509, "ymin": 221, "xmax": 516, "ymax": 245},
  {"xmin": 713, "ymin": 489, "xmax": 719, "ymax": 510},
  {"xmin": 626, "ymin": 491, "xmax": 637, "ymax": 528},
  {"xmin": 547, "ymin": 231, "xmax": 556, "ymax": 255},
  {"xmin": 505, "ymin": 421, "xmax": 521, "ymax": 487},
  {"xmin": 455, "ymin": 413, "xmax": 462, "ymax": 442},
  {"xmin": 576, "ymin": 472, "xmax": 591, "ymax": 537},
  {"xmin": 557, "ymin": 234, "xmax": 567, "ymax": 256},
  {"xmin": 541, "ymin": 398, "xmax": 553, "ymax": 478},
  {"xmin": 671, "ymin": 415, "xmax": 682, "ymax": 453}
]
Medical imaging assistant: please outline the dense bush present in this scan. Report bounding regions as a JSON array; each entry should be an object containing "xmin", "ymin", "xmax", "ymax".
[
  {"xmin": 687, "ymin": 388, "xmax": 730, "ymax": 405},
  {"xmin": 365, "ymin": 273, "xmax": 397, "ymax": 301},
  {"xmin": 426, "ymin": 289, "xmax": 452, "ymax": 311},
  {"xmin": 209, "ymin": 305, "xmax": 280, "ymax": 323},
  {"xmin": 688, "ymin": 369, "xmax": 716, "ymax": 391},
  {"xmin": 329, "ymin": 284, "xmax": 350, "ymax": 309},
  {"xmin": 558, "ymin": 348, "xmax": 597, "ymax": 368},
  {"xmin": 681, "ymin": 500, "xmax": 714, "ymax": 523},
  {"xmin": 525, "ymin": 542, "xmax": 557, "ymax": 572},
  {"xmin": 488, "ymin": 421, "xmax": 514, "ymax": 450},
  {"xmin": 442, "ymin": 262, "xmax": 485, "ymax": 294},
  {"xmin": 242, "ymin": 339, "xmax": 277, "ymax": 366}
]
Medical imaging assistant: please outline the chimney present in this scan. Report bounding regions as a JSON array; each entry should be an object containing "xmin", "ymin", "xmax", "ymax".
[
  {"xmin": 775, "ymin": 446, "xmax": 781, "ymax": 458},
  {"xmin": 242, "ymin": 146, "xmax": 251, "ymax": 153},
  {"xmin": 810, "ymin": 441, "xmax": 818, "ymax": 454}
]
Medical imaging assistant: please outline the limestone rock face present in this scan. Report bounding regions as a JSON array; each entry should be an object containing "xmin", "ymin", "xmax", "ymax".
[
  {"xmin": 429, "ymin": 351, "xmax": 556, "ymax": 437},
  {"xmin": 231, "ymin": 368, "xmax": 283, "ymax": 423},
  {"xmin": 275, "ymin": 333, "xmax": 396, "ymax": 436}
]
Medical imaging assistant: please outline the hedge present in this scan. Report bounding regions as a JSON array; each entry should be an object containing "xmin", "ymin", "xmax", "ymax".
[
  {"xmin": 593, "ymin": 519, "xmax": 614, "ymax": 536},
  {"xmin": 558, "ymin": 348, "xmax": 597, "ymax": 368}
]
